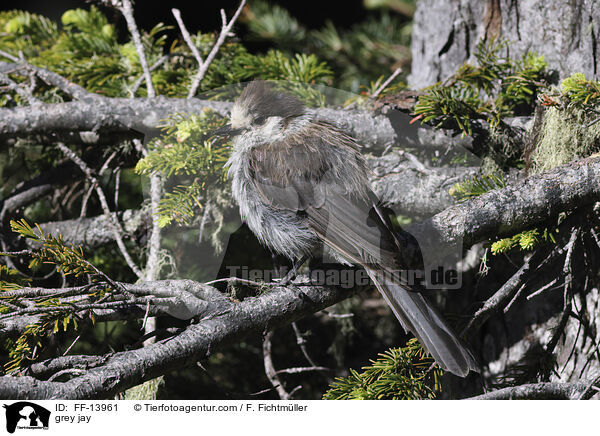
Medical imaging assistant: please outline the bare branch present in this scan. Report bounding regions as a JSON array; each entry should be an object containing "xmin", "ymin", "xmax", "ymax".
[
  {"xmin": 466, "ymin": 381, "xmax": 592, "ymax": 400},
  {"xmin": 411, "ymin": 156, "xmax": 600, "ymax": 257},
  {"xmin": 56, "ymin": 143, "xmax": 143, "ymax": 278},
  {"xmin": 0, "ymin": 71, "xmax": 40, "ymax": 105},
  {"xmin": 462, "ymin": 256, "xmax": 532, "ymax": 335},
  {"xmin": 171, "ymin": 9, "xmax": 204, "ymax": 67},
  {"xmin": 371, "ymin": 67, "xmax": 403, "ymax": 99},
  {"xmin": 263, "ymin": 330, "xmax": 291, "ymax": 400},
  {"xmin": 30, "ymin": 209, "xmax": 149, "ymax": 251},
  {"xmin": 0, "ymin": 277, "xmax": 358, "ymax": 399},
  {"xmin": 291, "ymin": 322, "xmax": 319, "ymax": 368},
  {"xmin": 0, "ymin": 49, "xmax": 19, "ymax": 62},
  {"xmin": 0, "ymin": 97, "xmax": 399, "ymax": 150},
  {"xmin": 0, "ymin": 61, "xmax": 94, "ymax": 101},
  {"xmin": 187, "ymin": 0, "xmax": 248, "ymax": 98},
  {"xmin": 130, "ymin": 55, "xmax": 168, "ymax": 96},
  {"xmin": 276, "ymin": 366, "xmax": 330, "ymax": 374},
  {"xmin": 111, "ymin": 0, "xmax": 155, "ymax": 98}
]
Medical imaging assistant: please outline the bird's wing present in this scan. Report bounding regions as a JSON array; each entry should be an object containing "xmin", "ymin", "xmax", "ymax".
[
  {"xmin": 246, "ymin": 123, "xmax": 479, "ymax": 376},
  {"xmin": 247, "ymin": 121, "xmax": 422, "ymax": 280}
]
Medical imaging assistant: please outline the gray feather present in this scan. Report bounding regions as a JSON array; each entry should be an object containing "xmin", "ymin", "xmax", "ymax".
[{"xmin": 225, "ymin": 81, "xmax": 479, "ymax": 376}]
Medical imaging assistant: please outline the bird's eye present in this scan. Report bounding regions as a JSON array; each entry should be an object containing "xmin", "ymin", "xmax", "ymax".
[{"xmin": 254, "ymin": 115, "xmax": 267, "ymax": 125}]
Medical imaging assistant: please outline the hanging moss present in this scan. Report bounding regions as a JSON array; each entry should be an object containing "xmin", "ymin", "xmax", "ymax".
[
  {"xmin": 530, "ymin": 106, "xmax": 600, "ymax": 173},
  {"xmin": 125, "ymin": 376, "xmax": 166, "ymax": 400}
]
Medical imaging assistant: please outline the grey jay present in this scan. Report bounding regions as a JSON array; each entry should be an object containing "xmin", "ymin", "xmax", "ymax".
[{"xmin": 219, "ymin": 80, "xmax": 478, "ymax": 377}]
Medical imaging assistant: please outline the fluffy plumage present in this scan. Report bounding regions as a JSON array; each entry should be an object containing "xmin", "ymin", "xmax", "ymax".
[{"xmin": 224, "ymin": 81, "xmax": 478, "ymax": 376}]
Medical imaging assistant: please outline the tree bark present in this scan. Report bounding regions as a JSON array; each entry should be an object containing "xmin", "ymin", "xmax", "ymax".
[{"xmin": 409, "ymin": 0, "xmax": 600, "ymax": 89}]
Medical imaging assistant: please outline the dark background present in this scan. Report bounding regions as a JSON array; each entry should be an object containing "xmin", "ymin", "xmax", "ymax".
[{"xmin": 1, "ymin": 1, "xmax": 367, "ymax": 32}]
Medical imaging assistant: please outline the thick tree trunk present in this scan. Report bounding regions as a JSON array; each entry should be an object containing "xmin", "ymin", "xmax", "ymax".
[
  {"xmin": 409, "ymin": 0, "xmax": 600, "ymax": 89},
  {"xmin": 409, "ymin": 0, "xmax": 600, "ymax": 396}
]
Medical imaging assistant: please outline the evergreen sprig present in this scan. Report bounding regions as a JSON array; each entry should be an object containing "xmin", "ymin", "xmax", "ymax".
[
  {"xmin": 449, "ymin": 173, "xmax": 506, "ymax": 202},
  {"xmin": 0, "ymin": 6, "xmax": 334, "ymax": 103},
  {"xmin": 2, "ymin": 220, "xmax": 117, "ymax": 373},
  {"xmin": 491, "ymin": 228, "xmax": 557, "ymax": 255},
  {"xmin": 0, "ymin": 265, "xmax": 31, "ymax": 292},
  {"xmin": 135, "ymin": 110, "xmax": 230, "ymax": 227},
  {"xmin": 10, "ymin": 219, "xmax": 96, "ymax": 277},
  {"xmin": 323, "ymin": 339, "xmax": 441, "ymax": 400},
  {"xmin": 559, "ymin": 73, "xmax": 600, "ymax": 107},
  {"xmin": 4, "ymin": 311, "xmax": 80, "ymax": 373},
  {"xmin": 414, "ymin": 39, "xmax": 548, "ymax": 137},
  {"xmin": 242, "ymin": 1, "xmax": 411, "ymax": 92}
]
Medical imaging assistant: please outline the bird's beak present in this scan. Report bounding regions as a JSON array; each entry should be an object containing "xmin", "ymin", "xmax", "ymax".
[{"xmin": 214, "ymin": 124, "xmax": 243, "ymax": 138}]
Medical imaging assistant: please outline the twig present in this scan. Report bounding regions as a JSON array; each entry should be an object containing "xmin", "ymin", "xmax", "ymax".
[
  {"xmin": 47, "ymin": 368, "xmax": 86, "ymax": 382},
  {"xmin": 198, "ymin": 200, "xmax": 212, "ymax": 243},
  {"xmin": 114, "ymin": 168, "xmax": 121, "ymax": 209},
  {"xmin": 462, "ymin": 256, "xmax": 532, "ymax": 335},
  {"xmin": 276, "ymin": 366, "xmax": 330, "ymax": 374},
  {"xmin": 187, "ymin": 0, "xmax": 247, "ymax": 98},
  {"xmin": 262, "ymin": 330, "xmax": 291, "ymax": 400},
  {"xmin": 562, "ymin": 228, "xmax": 579, "ymax": 309},
  {"xmin": 371, "ymin": 67, "xmax": 403, "ymax": 99},
  {"xmin": 62, "ymin": 333, "xmax": 83, "ymax": 356},
  {"xmin": 291, "ymin": 322, "xmax": 318, "ymax": 368},
  {"xmin": 56, "ymin": 143, "xmax": 143, "ymax": 279},
  {"xmin": 0, "ymin": 71, "xmax": 40, "ymax": 105},
  {"xmin": 0, "ymin": 59, "xmax": 94, "ymax": 100},
  {"xmin": 144, "ymin": 174, "xmax": 163, "ymax": 281},
  {"xmin": 544, "ymin": 303, "xmax": 572, "ymax": 357},
  {"xmin": 132, "ymin": 138, "xmax": 147, "ymax": 157},
  {"xmin": 0, "ymin": 300, "xmax": 22, "ymax": 311},
  {"xmin": 130, "ymin": 55, "xmax": 168, "ymax": 96},
  {"xmin": 577, "ymin": 374, "xmax": 600, "ymax": 400},
  {"xmin": 320, "ymin": 310, "xmax": 354, "ymax": 319},
  {"xmin": 112, "ymin": 0, "xmax": 156, "ymax": 98},
  {"xmin": 79, "ymin": 183, "xmax": 95, "ymax": 218},
  {"xmin": 0, "ymin": 49, "xmax": 19, "ymax": 62},
  {"xmin": 288, "ymin": 385, "xmax": 302, "ymax": 398},
  {"xmin": 204, "ymin": 277, "xmax": 265, "ymax": 287},
  {"xmin": 80, "ymin": 151, "xmax": 117, "ymax": 218},
  {"xmin": 172, "ymin": 9, "xmax": 204, "ymax": 67},
  {"xmin": 503, "ymin": 283, "xmax": 526, "ymax": 313},
  {"xmin": 526, "ymin": 278, "xmax": 559, "ymax": 300}
]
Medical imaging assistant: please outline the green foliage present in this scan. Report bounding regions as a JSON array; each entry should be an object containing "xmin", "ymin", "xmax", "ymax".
[
  {"xmin": 243, "ymin": 1, "xmax": 411, "ymax": 92},
  {"xmin": 0, "ymin": 6, "xmax": 334, "ymax": 103},
  {"xmin": 242, "ymin": 1, "xmax": 306, "ymax": 48},
  {"xmin": 4, "ymin": 311, "xmax": 80, "ymax": 373},
  {"xmin": 491, "ymin": 228, "xmax": 557, "ymax": 255},
  {"xmin": 314, "ymin": 12, "xmax": 411, "ymax": 91},
  {"xmin": 448, "ymin": 175, "xmax": 557, "ymax": 255},
  {"xmin": 135, "ymin": 110, "xmax": 230, "ymax": 227},
  {"xmin": 323, "ymin": 339, "xmax": 441, "ymax": 400},
  {"xmin": 559, "ymin": 72, "xmax": 600, "ymax": 107},
  {"xmin": 449, "ymin": 173, "xmax": 506, "ymax": 202},
  {"xmin": 10, "ymin": 219, "xmax": 96, "ymax": 276},
  {"xmin": 1, "ymin": 10, "xmax": 59, "ymax": 52},
  {"xmin": 414, "ymin": 85, "xmax": 487, "ymax": 136},
  {"xmin": 2, "ymin": 220, "xmax": 115, "ymax": 372},
  {"xmin": 414, "ymin": 39, "xmax": 548, "ymax": 137},
  {"xmin": 364, "ymin": 0, "xmax": 416, "ymax": 16},
  {"xmin": 240, "ymin": 50, "xmax": 333, "ymax": 85},
  {"xmin": 0, "ymin": 265, "xmax": 31, "ymax": 292}
]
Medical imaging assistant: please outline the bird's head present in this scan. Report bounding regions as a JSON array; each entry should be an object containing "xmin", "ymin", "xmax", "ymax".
[{"xmin": 216, "ymin": 81, "xmax": 305, "ymax": 142}]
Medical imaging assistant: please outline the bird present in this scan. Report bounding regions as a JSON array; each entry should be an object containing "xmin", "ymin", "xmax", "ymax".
[{"xmin": 218, "ymin": 80, "xmax": 478, "ymax": 377}]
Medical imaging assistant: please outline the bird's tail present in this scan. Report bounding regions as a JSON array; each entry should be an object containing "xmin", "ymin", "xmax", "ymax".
[{"xmin": 366, "ymin": 268, "xmax": 479, "ymax": 377}]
